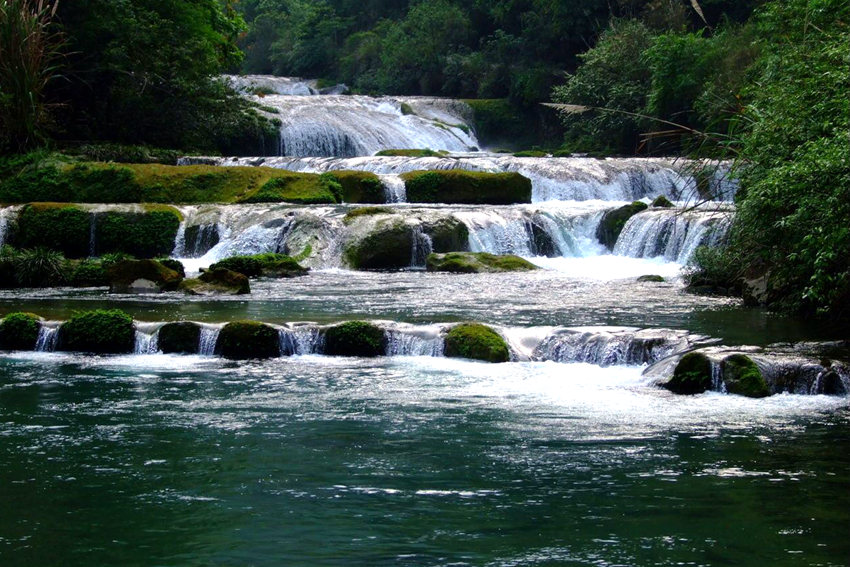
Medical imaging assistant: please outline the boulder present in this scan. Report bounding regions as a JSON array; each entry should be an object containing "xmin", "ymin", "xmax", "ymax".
[
  {"xmin": 596, "ymin": 201, "xmax": 649, "ymax": 249},
  {"xmin": 401, "ymin": 170, "xmax": 532, "ymax": 205},
  {"xmin": 426, "ymin": 252, "xmax": 538, "ymax": 273},
  {"xmin": 58, "ymin": 309, "xmax": 135, "ymax": 354},
  {"xmin": 344, "ymin": 219, "xmax": 414, "ymax": 270},
  {"xmin": 323, "ymin": 321, "xmax": 386, "ymax": 357},
  {"xmin": 209, "ymin": 253, "xmax": 308, "ymax": 279},
  {"xmin": 216, "ymin": 321, "xmax": 280, "ymax": 359},
  {"xmin": 721, "ymin": 354, "xmax": 769, "ymax": 398},
  {"xmin": 180, "ymin": 268, "xmax": 250, "ymax": 296},
  {"xmin": 444, "ymin": 323, "xmax": 510, "ymax": 363},
  {"xmin": 157, "ymin": 322, "xmax": 202, "ymax": 354},
  {"xmin": 423, "ymin": 217, "xmax": 469, "ymax": 252},
  {"xmin": 651, "ymin": 195, "xmax": 674, "ymax": 208},
  {"xmin": 107, "ymin": 259, "xmax": 183, "ymax": 294},
  {"xmin": 664, "ymin": 352, "xmax": 713, "ymax": 395}
]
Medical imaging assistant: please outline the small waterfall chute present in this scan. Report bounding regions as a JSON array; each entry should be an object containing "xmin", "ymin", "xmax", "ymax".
[
  {"xmin": 279, "ymin": 325, "xmax": 324, "ymax": 355},
  {"xmin": 35, "ymin": 324, "xmax": 60, "ymax": 352},
  {"xmin": 198, "ymin": 325, "xmax": 222, "ymax": 356}
]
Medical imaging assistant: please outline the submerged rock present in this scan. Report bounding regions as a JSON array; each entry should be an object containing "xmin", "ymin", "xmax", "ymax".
[
  {"xmin": 444, "ymin": 323, "xmax": 510, "ymax": 363},
  {"xmin": 216, "ymin": 321, "xmax": 280, "ymax": 359},
  {"xmin": 107, "ymin": 259, "xmax": 183, "ymax": 294},
  {"xmin": 180, "ymin": 268, "xmax": 250, "ymax": 296},
  {"xmin": 0, "ymin": 312, "xmax": 41, "ymax": 350},
  {"xmin": 323, "ymin": 321, "xmax": 386, "ymax": 357},
  {"xmin": 58, "ymin": 309, "xmax": 135, "ymax": 354},
  {"xmin": 158, "ymin": 322, "xmax": 202, "ymax": 354},
  {"xmin": 426, "ymin": 252, "xmax": 538, "ymax": 273},
  {"xmin": 596, "ymin": 201, "xmax": 649, "ymax": 249}
]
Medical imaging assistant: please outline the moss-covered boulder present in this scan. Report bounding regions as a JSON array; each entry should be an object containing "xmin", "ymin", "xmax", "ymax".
[
  {"xmin": 328, "ymin": 171, "xmax": 386, "ymax": 203},
  {"xmin": 721, "ymin": 354, "xmax": 769, "ymax": 398},
  {"xmin": 343, "ymin": 219, "xmax": 414, "ymax": 270},
  {"xmin": 58, "ymin": 309, "xmax": 135, "ymax": 354},
  {"xmin": 209, "ymin": 253, "xmax": 308, "ymax": 279},
  {"xmin": 651, "ymin": 195, "xmax": 674, "ymax": 208},
  {"xmin": 637, "ymin": 275, "xmax": 665, "ymax": 283},
  {"xmin": 444, "ymin": 323, "xmax": 510, "ymax": 363},
  {"xmin": 14, "ymin": 204, "xmax": 90, "ymax": 258},
  {"xmin": 665, "ymin": 352, "xmax": 713, "ymax": 395},
  {"xmin": 238, "ymin": 172, "xmax": 338, "ymax": 204},
  {"xmin": 426, "ymin": 252, "xmax": 538, "ymax": 273},
  {"xmin": 69, "ymin": 260, "xmax": 109, "ymax": 287},
  {"xmin": 181, "ymin": 268, "xmax": 251, "ymax": 296},
  {"xmin": 323, "ymin": 321, "xmax": 386, "ymax": 357},
  {"xmin": 423, "ymin": 217, "xmax": 469, "ymax": 252},
  {"xmin": 216, "ymin": 321, "xmax": 280, "ymax": 359},
  {"xmin": 401, "ymin": 170, "xmax": 531, "ymax": 205},
  {"xmin": 107, "ymin": 259, "xmax": 183, "ymax": 294},
  {"xmin": 0, "ymin": 312, "xmax": 41, "ymax": 350},
  {"xmin": 157, "ymin": 322, "xmax": 202, "ymax": 354},
  {"xmin": 157, "ymin": 258, "xmax": 186, "ymax": 278},
  {"xmin": 596, "ymin": 201, "xmax": 649, "ymax": 249},
  {"xmin": 93, "ymin": 207, "xmax": 181, "ymax": 257}
]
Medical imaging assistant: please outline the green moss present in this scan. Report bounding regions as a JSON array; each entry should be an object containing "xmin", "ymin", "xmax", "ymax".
[
  {"xmin": 59, "ymin": 309, "xmax": 135, "ymax": 354},
  {"xmin": 721, "ymin": 354, "xmax": 769, "ymax": 398},
  {"xmin": 651, "ymin": 195, "xmax": 674, "ymax": 208},
  {"xmin": 209, "ymin": 253, "xmax": 308, "ymax": 278},
  {"xmin": 596, "ymin": 201, "xmax": 649, "ymax": 249},
  {"xmin": 426, "ymin": 252, "xmax": 538, "ymax": 273},
  {"xmin": 636, "ymin": 275, "xmax": 665, "ymax": 283},
  {"xmin": 216, "ymin": 321, "xmax": 280, "ymax": 359},
  {"xmin": 157, "ymin": 258, "xmax": 186, "ymax": 279},
  {"xmin": 399, "ymin": 102, "xmax": 416, "ymax": 116},
  {"xmin": 0, "ymin": 312, "xmax": 41, "ymax": 350},
  {"xmin": 424, "ymin": 218, "xmax": 469, "ymax": 252},
  {"xmin": 343, "ymin": 219, "xmax": 413, "ymax": 270},
  {"xmin": 70, "ymin": 260, "xmax": 109, "ymax": 287},
  {"xmin": 239, "ymin": 172, "xmax": 339, "ymax": 204},
  {"xmin": 401, "ymin": 170, "xmax": 531, "ymax": 205},
  {"xmin": 343, "ymin": 206, "xmax": 394, "ymax": 224},
  {"xmin": 444, "ymin": 323, "xmax": 510, "ymax": 363},
  {"xmin": 158, "ymin": 322, "xmax": 201, "ymax": 354},
  {"xmin": 94, "ymin": 209, "xmax": 181, "ymax": 258},
  {"xmin": 324, "ymin": 321, "xmax": 386, "ymax": 357},
  {"xmin": 375, "ymin": 149, "xmax": 448, "ymax": 157},
  {"xmin": 665, "ymin": 352, "xmax": 713, "ymax": 395},
  {"xmin": 14, "ymin": 204, "xmax": 90, "ymax": 258},
  {"xmin": 107, "ymin": 260, "xmax": 183, "ymax": 293},
  {"xmin": 327, "ymin": 171, "xmax": 386, "ymax": 203},
  {"xmin": 181, "ymin": 268, "xmax": 250, "ymax": 295},
  {"xmin": 513, "ymin": 150, "xmax": 548, "ymax": 157}
]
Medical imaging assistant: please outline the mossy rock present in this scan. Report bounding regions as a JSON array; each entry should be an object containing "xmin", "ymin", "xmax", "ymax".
[
  {"xmin": 596, "ymin": 201, "xmax": 649, "ymax": 249},
  {"xmin": 14, "ymin": 204, "xmax": 90, "ymax": 258},
  {"xmin": 343, "ymin": 207, "xmax": 394, "ymax": 224},
  {"xmin": 401, "ymin": 170, "xmax": 531, "ymax": 205},
  {"xmin": 239, "ymin": 172, "xmax": 338, "ymax": 204},
  {"xmin": 327, "ymin": 171, "xmax": 386, "ymax": 203},
  {"xmin": 157, "ymin": 258, "xmax": 186, "ymax": 278},
  {"xmin": 209, "ymin": 253, "xmax": 308, "ymax": 278},
  {"xmin": 157, "ymin": 322, "xmax": 201, "ymax": 354},
  {"xmin": 93, "ymin": 208, "xmax": 181, "ymax": 258},
  {"xmin": 637, "ymin": 275, "xmax": 665, "ymax": 283},
  {"xmin": 216, "ymin": 321, "xmax": 280, "ymax": 359},
  {"xmin": 444, "ymin": 323, "xmax": 510, "ymax": 363},
  {"xmin": 107, "ymin": 259, "xmax": 183, "ymax": 294},
  {"xmin": 181, "ymin": 268, "xmax": 250, "ymax": 295},
  {"xmin": 375, "ymin": 149, "xmax": 447, "ymax": 158},
  {"xmin": 665, "ymin": 352, "xmax": 713, "ymax": 395},
  {"xmin": 426, "ymin": 252, "xmax": 538, "ymax": 273},
  {"xmin": 721, "ymin": 354, "xmax": 769, "ymax": 398},
  {"xmin": 58, "ymin": 309, "xmax": 135, "ymax": 354},
  {"xmin": 651, "ymin": 195, "xmax": 674, "ymax": 208},
  {"xmin": 0, "ymin": 312, "xmax": 41, "ymax": 350},
  {"xmin": 323, "ymin": 321, "xmax": 386, "ymax": 357},
  {"xmin": 69, "ymin": 260, "xmax": 109, "ymax": 287},
  {"xmin": 343, "ymin": 219, "xmax": 414, "ymax": 270},
  {"xmin": 513, "ymin": 150, "xmax": 548, "ymax": 158},
  {"xmin": 422, "ymin": 217, "xmax": 469, "ymax": 252}
]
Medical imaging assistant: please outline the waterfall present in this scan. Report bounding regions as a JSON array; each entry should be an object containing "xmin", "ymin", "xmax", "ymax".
[
  {"xmin": 0, "ymin": 206, "xmax": 16, "ymax": 248},
  {"xmin": 198, "ymin": 326, "xmax": 221, "ymax": 356},
  {"xmin": 410, "ymin": 225, "xmax": 433, "ymax": 268},
  {"xmin": 533, "ymin": 328, "xmax": 705, "ymax": 366},
  {"xmin": 224, "ymin": 74, "xmax": 320, "ymax": 96},
  {"xmin": 279, "ymin": 326, "xmax": 324, "ymax": 355},
  {"xmin": 88, "ymin": 213, "xmax": 98, "ymax": 257},
  {"xmin": 613, "ymin": 208, "xmax": 732, "ymax": 264},
  {"xmin": 385, "ymin": 325, "xmax": 445, "ymax": 357},
  {"xmin": 35, "ymin": 324, "xmax": 59, "ymax": 352},
  {"xmin": 172, "ymin": 220, "xmax": 187, "ymax": 257},
  {"xmin": 134, "ymin": 331, "xmax": 159, "ymax": 354},
  {"xmin": 183, "ymin": 155, "xmax": 733, "ymax": 204},
  {"xmin": 382, "ymin": 175, "xmax": 407, "ymax": 203}
]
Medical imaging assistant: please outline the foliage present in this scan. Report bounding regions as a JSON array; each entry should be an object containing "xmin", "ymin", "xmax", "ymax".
[
  {"xmin": 59, "ymin": 309, "xmax": 135, "ymax": 354},
  {"xmin": 14, "ymin": 204, "xmax": 89, "ymax": 257},
  {"xmin": 323, "ymin": 321, "xmax": 386, "ymax": 357},
  {"xmin": 401, "ymin": 170, "xmax": 531, "ymax": 204},
  {"xmin": 0, "ymin": 0, "xmax": 63, "ymax": 153},
  {"xmin": 11, "ymin": 246, "xmax": 68, "ymax": 286},
  {"xmin": 69, "ymin": 260, "xmax": 108, "ymax": 287},
  {"xmin": 216, "ymin": 321, "xmax": 280, "ymax": 359},
  {"xmin": 209, "ymin": 253, "xmax": 307, "ymax": 279},
  {"xmin": 0, "ymin": 312, "xmax": 40, "ymax": 350},
  {"xmin": 94, "ymin": 210, "xmax": 181, "ymax": 258},
  {"xmin": 444, "ymin": 323, "xmax": 509, "ymax": 363}
]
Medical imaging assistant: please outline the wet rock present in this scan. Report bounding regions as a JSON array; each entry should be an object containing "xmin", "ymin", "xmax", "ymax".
[
  {"xmin": 344, "ymin": 218, "xmax": 414, "ymax": 270},
  {"xmin": 721, "ymin": 354, "xmax": 769, "ymax": 398},
  {"xmin": 324, "ymin": 321, "xmax": 386, "ymax": 357},
  {"xmin": 444, "ymin": 323, "xmax": 510, "ymax": 363},
  {"xmin": 107, "ymin": 259, "xmax": 182, "ymax": 294},
  {"xmin": 216, "ymin": 321, "xmax": 280, "ymax": 359},
  {"xmin": 158, "ymin": 322, "xmax": 201, "ymax": 354},
  {"xmin": 180, "ymin": 268, "xmax": 250, "ymax": 296},
  {"xmin": 426, "ymin": 252, "xmax": 538, "ymax": 273},
  {"xmin": 596, "ymin": 201, "xmax": 649, "ymax": 249},
  {"xmin": 664, "ymin": 352, "xmax": 713, "ymax": 395}
]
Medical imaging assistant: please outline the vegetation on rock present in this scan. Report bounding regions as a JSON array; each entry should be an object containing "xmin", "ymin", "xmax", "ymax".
[
  {"xmin": 721, "ymin": 354, "xmax": 769, "ymax": 398},
  {"xmin": 426, "ymin": 252, "xmax": 537, "ymax": 274},
  {"xmin": 401, "ymin": 170, "xmax": 531, "ymax": 205},
  {"xmin": 107, "ymin": 260, "xmax": 183, "ymax": 294},
  {"xmin": 323, "ymin": 321, "xmax": 386, "ymax": 357},
  {"xmin": 375, "ymin": 149, "xmax": 447, "ymax": 158},
  {"xmin": 343, "ymin": 219, "xmax": 413, "ymax": 270},
  {"xmin": 0, "ymin": 312, "xmax": 41, "ymax": 350},
  {"xmin": 665, "ymin": 352, "xmax": 712, "ymax": 395},
  {"xmin": 158, "ymin": 322, "xmax": 202, "ymax": 355},
  {"xmin": 181, "ymin": 268, "xmax": 251, "ymax": 296},
  {"xmin": 327, "ymin": 171, "xmax": 386, "ymax": 203},
  {"xmin": 444, "ymin": 323, "xmax": 509, "ymax": 363},
  {"xmin": 596, "ymin": 201, "xmax": 648, "ymax": 249},
  {"xmin": 216, "ymin": 321, "xmax": 280, "ymax": 359},
  {"xmin": 58, "ymin": 309, "xmax": 135, "ymax": 354},
  {"xmin": 209, "ymin": 253, "xmax": 308, "ymax": 279}
]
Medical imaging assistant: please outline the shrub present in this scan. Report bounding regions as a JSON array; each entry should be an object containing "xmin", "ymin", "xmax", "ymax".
[
  {"xmin": 58, "ymin": 309, "xmax": 135, "ymax": 354},
  {"xmin": 69, "ymin": 260, "xmax": 109, "ymax": 287},
  {"xmin": 11, "ymin": 247, "xmax": 69, "ymax": 287},
  {"xmin": 401, "ymin": 170, "xmax": 531, "ymax": 204},
  {"xmin": 324, "ymin": 321, "xmax": 386, "ymax": 357},
  {"xmin": 14, "ymin": 204, "xmax": 90, "ymax": 258},
  {"xmin": 0, "ymin": 312, "xmax": 40, "ymax": 350},
  {"xmin": 94, "ymin": 209, "xmax": 181, "ymax": 258},
  {"xmin": 216, "ymin": 321, "xmax": 280, "ymax": 359},
  {"xmin": 444, "ymin": 323, "xmax": 509, "ymax": 363}
]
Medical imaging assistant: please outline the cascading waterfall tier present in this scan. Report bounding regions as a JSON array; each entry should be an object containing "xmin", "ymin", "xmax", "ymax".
[{"xmin": 182, "ymin": 155, "xmax": 737, "ymax": 203}]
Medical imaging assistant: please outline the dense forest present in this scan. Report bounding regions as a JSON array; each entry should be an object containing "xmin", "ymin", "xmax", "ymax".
[{"xmin": 0, "ymin": 0, "xmax": 848, "ymax": 320}]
